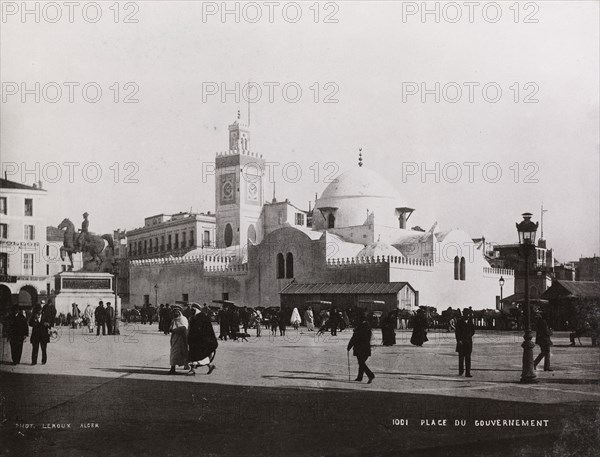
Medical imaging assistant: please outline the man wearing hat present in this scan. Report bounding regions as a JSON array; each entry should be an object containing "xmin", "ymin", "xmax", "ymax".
[
  {"xmin": 95, "ymin": 301, "xmax": 106, "ymax": 336},
  {"xmin": 534, "ymin": 311, "xmax": 553, "ymax": 371},
  {"xmin": 77, "ymin": 212, "xmax": 89, "ymax": 251},
  {"xmin": 29, "ymin": 310, "xmax": 50, "ymax": 365},
  {"xmin": 105, "ymin": 302, "xmax": 115, "ymax": 335},
  {"xmin": 6, "ymin": 305, "xmax": 28, "ymax": 365},
  {"xmin": 41, "ymin": 299, "xmax": 56, "ymax": 329},
  {"xmin": 455, "ymin": 309, "xmax": 475, "ymax": 377}
]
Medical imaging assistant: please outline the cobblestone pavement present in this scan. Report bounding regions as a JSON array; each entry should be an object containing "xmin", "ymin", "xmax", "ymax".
[{"xmin": 1, "ymin": 324, "xmax": 599, "ymax": 456}]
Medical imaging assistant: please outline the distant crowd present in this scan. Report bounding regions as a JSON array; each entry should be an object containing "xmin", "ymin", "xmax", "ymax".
[{"xmin": 3, "ymin": 299, "xmax": 597, "ymax": 382}]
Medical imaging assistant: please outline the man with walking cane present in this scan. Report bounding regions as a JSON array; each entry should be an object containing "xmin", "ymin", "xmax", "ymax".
[{"xmin": 347, "ymin": 310, "xmax": 375, "ymax": 383}]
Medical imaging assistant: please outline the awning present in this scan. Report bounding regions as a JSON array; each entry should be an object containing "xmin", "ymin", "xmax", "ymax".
[
  {"xmin": 280, "ymin": 282, "xmax": 413, "ymax": 295},
  {"xmin": 501, "ymin": 293, "xmax": 548, "ymax": 304}
]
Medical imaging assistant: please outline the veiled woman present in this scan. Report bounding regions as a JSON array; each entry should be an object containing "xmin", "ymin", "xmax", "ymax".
[
  {"xmin": 290, "ymin": 307, "xmax": 301, "ymax": 330},
  {"xmin": 381, "ymin": 311, "xmax": 396, "ymax": 346},
  {"xmin": 410, "ymin": 308, "xmax": 429, "ymax": 347},
  {"xmin": 84, "ymin": 304, "xmax": 95, "ymax": 333},
  {"xmin": 168, "ymin": 306, "xmax": 189, "ymax": 374},
  {"xmin": 187, "ymin": 304, "xmax": 218, "ymax": 376}
]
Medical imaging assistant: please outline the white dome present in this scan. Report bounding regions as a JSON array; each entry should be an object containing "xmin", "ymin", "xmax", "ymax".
[
  {"xmin": 357, "ymin": 241, "xmax": 404, "ymax": 259},
  {"xmin": 320, "ymin": 168, "xmax": 401, "ymax": 201},
  {"xmin": 314, "ymin": 167, "xmax": 402, "ymax": 229}
]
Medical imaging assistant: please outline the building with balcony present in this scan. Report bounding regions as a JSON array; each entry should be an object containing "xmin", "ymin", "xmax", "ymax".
[
  {"xmin": 0, "ymin": 178, "xmax": 78, "ymax": 313},
  {"xmin": 126, "ymin": 212, "xmax": 216, "ymax": 260}
]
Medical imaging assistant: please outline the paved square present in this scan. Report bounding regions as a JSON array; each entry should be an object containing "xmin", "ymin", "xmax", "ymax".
[{"xmin": 1, "ymin": 324, "xmax": 599, "ymax": 456}]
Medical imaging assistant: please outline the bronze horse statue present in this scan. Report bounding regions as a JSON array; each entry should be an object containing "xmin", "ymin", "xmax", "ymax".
[{"xmin": 58, "ymin": 218, "xmax": 114, "ymax": 271}]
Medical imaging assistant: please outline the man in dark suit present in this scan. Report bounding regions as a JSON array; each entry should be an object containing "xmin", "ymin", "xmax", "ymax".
[
  {"xmin": 455, "ymin": 309, "xmax": 475, "ymax": 377},
  {"xmin": 105, "ymin": 302, "xmax": 115, "ymax": 335},
  {"xmin": 534, "ymin": 311, "xmax": 553, "ymax": 371},
  {"xmin": 95, "ymin": 301, "xmax": 106, "ymax": 336},
  {"xmin": 347, "ymin": 311, "xmax": 375, "ymax": 383},
  {"xmin": 29, "ymin": 311, "xmax": 50, "ymax": 365},
  {"xmin": 41, "ymin": 299, "xmax": 56, "ymax": 328},
  {"xmin": 6, "ymin": 306, "xmax": 28, "ymax": 365},
  {"xmin": 329, "ymin": 307, "xmax": 339, "ymax": 336}
]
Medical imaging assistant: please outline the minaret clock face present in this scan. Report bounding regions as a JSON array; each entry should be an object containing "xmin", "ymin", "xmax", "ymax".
[
  {"xmin": 220, "ymin": 174, "xmax": 236, "ymax": 204},
  {"xmin": 248, "ymin": 183, "xmax": 257, "ymax": 198},
  {"xmin": 223, "ymin": 181, "xmax": 234, "ymax": 199},
  {"xmin": 245, "ymin": 179, "xmax": 260, "ymax": 204}
]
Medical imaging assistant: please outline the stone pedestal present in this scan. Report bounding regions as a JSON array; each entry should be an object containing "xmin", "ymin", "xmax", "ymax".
[{"xmin": 53, "ymin": 272, "xmax": 121, "ymax": 320}]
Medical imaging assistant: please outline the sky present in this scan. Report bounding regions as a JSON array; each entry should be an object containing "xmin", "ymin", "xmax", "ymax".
[{"xmin": 1, "ymin": 0, "xmax": 599, "ymax": 261}]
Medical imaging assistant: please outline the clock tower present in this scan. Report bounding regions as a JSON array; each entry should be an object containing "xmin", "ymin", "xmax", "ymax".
[{"xmin": 215, "ymin": 113, "xmax": 265, "ymax": 250}]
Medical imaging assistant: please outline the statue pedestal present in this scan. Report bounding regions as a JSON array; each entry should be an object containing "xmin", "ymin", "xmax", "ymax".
[{"xmin": 53, "ymin": 272, "xmax": 121, "ymax": 319}]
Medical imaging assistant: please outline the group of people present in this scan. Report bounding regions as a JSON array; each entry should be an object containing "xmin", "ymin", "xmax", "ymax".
[
  {"xmin": 4, "ymin": 298, "xmax": 559, "ymax": 380},
  {"xmin": 358, "ymin": 307, "xmax": 556, "ymax": 379},
  {"xmin": 168, "ymin": 303, "xmax": 218, "ymax": 376},
  {"xmin": 67, "ymin": 301, "xmax": 116, "ymax": 335},
  {"xmin": 5, "ymin": 299, "xmax": 56, "ymax": 365},
  {"xmin": 217, "ymin": 305, "xmax": 258, "ymax": 340},
  {"xmin": 158, "ymin": 304, "xmax": 174, "ymax": 334}
]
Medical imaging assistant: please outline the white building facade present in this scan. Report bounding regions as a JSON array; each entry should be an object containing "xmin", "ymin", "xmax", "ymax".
[
  {"xmin": 129, "ymin": 115, "xmax": 514, "ymax": 312},
  {"xmin": 0, "ymin": 179, "xmax": 78, "ymax": 312}
]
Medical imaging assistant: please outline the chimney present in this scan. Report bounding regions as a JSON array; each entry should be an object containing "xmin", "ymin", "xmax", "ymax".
[{"xmin": 399, "ymin": 213, "xmax": 406, "ymax": 229}]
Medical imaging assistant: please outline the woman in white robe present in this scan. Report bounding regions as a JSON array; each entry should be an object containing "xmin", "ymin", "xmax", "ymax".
[
  {"xmin": 169, "ymin": 306, "xmax": 189, "ymax": 374},
  {"xmin": 84, "ymin": 304, "xmax": 95, "ymax": 333},
  {"xmin": 290, "ymin": 307, "xmax": 301, "ymax": 330}
]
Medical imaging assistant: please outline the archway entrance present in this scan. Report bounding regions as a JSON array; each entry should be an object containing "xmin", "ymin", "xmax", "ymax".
[
  {"xmin": 0, "ymin": 284, "xmax": 13, "ymax": 315},
  {"xmin": 18, "ymin": 285, "xmax": 38, "ymax": 309}
]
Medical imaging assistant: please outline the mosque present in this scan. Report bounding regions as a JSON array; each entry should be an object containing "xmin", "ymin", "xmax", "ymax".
[{"xmin": 129, "ymin": 115, "xmax": 513, "ymax": 313}]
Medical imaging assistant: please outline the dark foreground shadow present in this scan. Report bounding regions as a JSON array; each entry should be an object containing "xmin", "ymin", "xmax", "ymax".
[
  {"xmin": 1, "ymin": 371, "xmax": 599, "ymax": 457},
  {"xmin": 553, "ymin": 344, "xmax": 599, "ymax": 349},
  {"xmin": 538, "ymin": 377, "xmax": 600, "ymax": 386},
  {"xmin": 91, "ymin": 367, "xmax": 180, "ymax": 376}
]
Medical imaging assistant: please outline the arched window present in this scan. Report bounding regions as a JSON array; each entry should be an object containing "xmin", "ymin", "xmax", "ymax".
[
  {"xmin": 460, "ymin": 257, "xmax": 466, "ymax": 281},
  {"xmin": 454, "ymin": 256, "xmax": 459, "ymax": 280},
  {"xmin": 327, "ymin": 213, "xmax": 335, "ymax": 229},
  {"xmin": 286, "ymin": 252, "xmax": 294, "ymax": 278},
  {"xmin": 530, "ymin": 285, "xmax": 539, "ymax": 299},
  {"xmin": 276, "ymin": 253, "xmax": 285, "ymax": 279},
  {"xmin": 247, "ymin": 224, "xmax": 257, "ymax": 244},
  {"xmin": 224, "ymin": 223, "xmax": 233, "ymax": 247}
]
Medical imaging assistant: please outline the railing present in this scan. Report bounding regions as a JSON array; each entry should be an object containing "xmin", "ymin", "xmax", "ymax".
[
  {"xmin": 216, "ymin": 150, "xmax": 263, "ymax": 158},
  {"xmin": 204, "ymin": 264, "xmax": 248, "ymax": 274},
  {"xmin": 483, "ymin": 267, "xmax": 514, "ymax": 277},
  {"xmin": 130, "ymin": 254, "xmax": 237, "ymax": 267},
  {"xmin": 326, "ymin": 256, "xmax": 434, "ymax": 268}
]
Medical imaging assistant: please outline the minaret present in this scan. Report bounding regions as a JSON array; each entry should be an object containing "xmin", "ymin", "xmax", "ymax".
[
  {"xmin": 215, "ymin": 112, "xmax": 265, "ymax": 249},
  {"xmin": 538, "ymin": 203, "xmax": 548, "ymax": 248}
]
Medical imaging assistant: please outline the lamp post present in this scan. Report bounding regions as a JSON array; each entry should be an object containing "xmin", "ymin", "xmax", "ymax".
[
  {"xmin": 516, "ymin": 212, "xmax": 539, "ymax": 384},
  {"xmin": 112, "ymin": 262, "xmax": 120, "ymax": 335},
  {"xmin": 498, "ymin": 276, "xmax": 505, "ymax": 311},
  {"xmin": 154, "ymin": 284, "xmax": 159, "ymax": 307}
]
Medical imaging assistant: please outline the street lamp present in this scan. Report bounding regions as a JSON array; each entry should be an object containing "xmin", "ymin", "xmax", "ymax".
[
  {"xmin": 498, "ymin": 276, "xmax": 505, "ymax": 311},
  {"xmin": 154, "ymin": 284, "xmax": 159, "ymax": 307},
  {"xmin": 516, "ymin": 212, "xmax": 539, "ymax": 384}
]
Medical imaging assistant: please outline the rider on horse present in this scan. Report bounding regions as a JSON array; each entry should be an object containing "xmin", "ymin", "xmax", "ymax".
[{"xmin": 77, "ymin": 212, "xmax": 89, "ymax": 251}]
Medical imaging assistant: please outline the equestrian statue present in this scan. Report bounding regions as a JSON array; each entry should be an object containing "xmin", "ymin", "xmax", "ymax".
[{"xmin": 58, "ymin": 213, "xmax": 115, "ymax": 272}]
